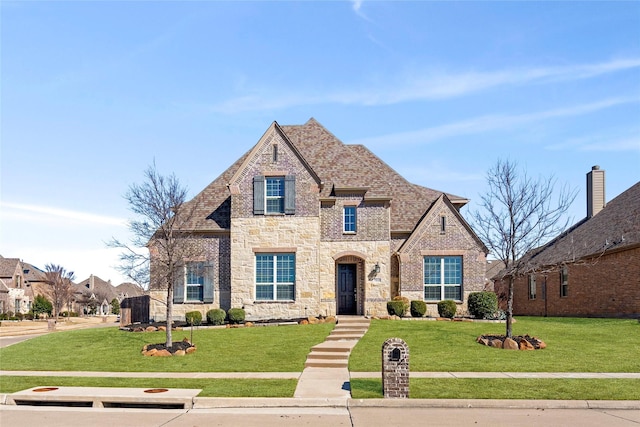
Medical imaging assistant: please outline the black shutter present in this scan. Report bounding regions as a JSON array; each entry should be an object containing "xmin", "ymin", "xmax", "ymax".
[
  {"xmin": 284, "ymin": 175, "xmax": 295, "ymax": 215},
  {"xmin": 173, "ymin": 266, "xmax": 185, "ymax": 304},
  {"xmin": 253, "ymin": 176, "xmax": 265, "ymax": 215}
]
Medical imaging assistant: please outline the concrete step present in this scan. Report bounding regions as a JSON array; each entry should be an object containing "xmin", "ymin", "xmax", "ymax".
[
  {"xmin": 330, "ymin": 328, "xmax": 368, "ymax": 335},
  {"xmin": 325, "ymin": 334, "xmax": 364, "ymax": 341},
  {"xmin": 311, "ymin": 342, "xmax": 353, "ymax": 352},
  {"xmin": 306, "ymin": 351, "xmax": 348, "ymax": 360},
  {"xmin": 304, "ymin": 358, "xmax": 348, "ymax": 368}
]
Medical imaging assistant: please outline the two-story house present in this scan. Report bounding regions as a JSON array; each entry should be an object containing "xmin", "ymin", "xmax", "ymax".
[{"xmin": 148, "ymin": 119, "xmax": 488, "ymax": 321}]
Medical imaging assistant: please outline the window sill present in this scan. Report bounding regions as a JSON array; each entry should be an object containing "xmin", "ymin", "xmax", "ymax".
[
  {"xmin": 254, "ymin": 300, "xmax": 295, "ymax": 304},
  {"xmin": 342, "ymin": 231, "xmax": 357, "ymax": 235}
]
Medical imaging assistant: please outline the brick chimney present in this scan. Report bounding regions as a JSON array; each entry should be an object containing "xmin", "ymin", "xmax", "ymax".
[{"xmin": 586, "ymin": 165, "xmax": 605, "ymax": 218}]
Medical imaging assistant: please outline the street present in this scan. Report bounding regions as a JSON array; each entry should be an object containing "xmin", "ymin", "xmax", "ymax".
[{"xmin": 1, "ymin": 405, "xmax": 640, "ymax": 427}]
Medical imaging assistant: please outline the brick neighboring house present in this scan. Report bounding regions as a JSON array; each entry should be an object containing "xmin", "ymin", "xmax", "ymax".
[
  {"xmin": 0, "ymin": 256, "xmax": 48, "ymax": 314},
  {"xmin": 149, "ymin": 119, "xmax": 488, "ymax": 321},
  {"xmin": 494, "ymin": 167, "xmax": 640, "ymax": 318}
]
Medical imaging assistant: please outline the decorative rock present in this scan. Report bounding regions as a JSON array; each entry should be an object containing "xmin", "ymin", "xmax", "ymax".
[
  {"xmin": 325, "ymin": 316, "xmax": 336, "ymax": 323},
  {"xmin": 146, "ymin": 326, "xmax": 157, "ymax": 332},
  {"xmin": 519, "ymin": 339, "xmax": 535, "ymax": 351},
  {"xmin": 142, "ymin": 344, "xmax": 149, "ymax": 351},
  {"xmin": 158, "ymin": 326, "xmax": 166, "ymax": 331},
  {"xmin": 174, "ymin": 349, "xmax": 186, "ymax": 356},
  {"xmin": 154, "ymin": 349, "xmax": 172, "ymax": 357},
  {"xmin": 476, "ymin": 337, "xmax": 489, "ymax": 346},
  {"xmin": 307, "ymin": 316, "xmax": 319, "ymax": 324},
  {"xmin": 245, "ymin": 322, "xmax": 254, "ymax": 327},
  {"xmin": 144, "ymin": 348, "xmax": 158, "ymax": 356},
  {"xmin": 185, "ymin": 346, "xmax": 197, "ymax": 354},
  {"xmin": 490, "ymin": 339, "xmax": 503, "ymax": 348},
  {"xmin": 503, "ymin": 338, "xmax": 518, "ymax": 350},
  {"xmin": 299, "ymin": 319, "xmax": 309, "ymax": 325}
]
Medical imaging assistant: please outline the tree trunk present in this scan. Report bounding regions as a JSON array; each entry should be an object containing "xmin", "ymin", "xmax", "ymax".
[
  {"xmin": 166, "ymin": 285, "xmax": 173, "ymax": 348},
  {"xmin": 506, "ymin": 275, "xmax": 514, "ymax": 338}
]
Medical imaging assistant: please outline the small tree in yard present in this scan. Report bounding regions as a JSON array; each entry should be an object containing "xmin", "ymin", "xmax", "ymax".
[
  {"xmin": 109, "ymin": 163, "xmax": 198, "ymax": 349},
  {"xmin": 110, "ymin": 298, "xmax": 120, "ymax": 315},
  {"xmin": 32, "ymin": 294, "xmax": 53, "ymax": 318},
  {"xmin": 471, "ymin": 159, "xmax": 576, "ymax": 338},
  {"xmin": 44, "ymin": 264, "xmax": 76, "ymax": 319}
]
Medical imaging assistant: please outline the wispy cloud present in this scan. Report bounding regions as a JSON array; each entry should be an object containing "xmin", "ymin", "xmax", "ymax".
[
  {"xmin": 1, "ymin": 202, "xmax": 126, "ymax": 226},
  {"xmin": 349, "ymin": 97, "xmax": 639, "ymax": 147},
  {"xmin": 210, "ymin": 58, "xmax": 640, "ymax": 113},
  {"xmin": 546, "ymin": 130, "xmax": 640, "ymax": 152}
]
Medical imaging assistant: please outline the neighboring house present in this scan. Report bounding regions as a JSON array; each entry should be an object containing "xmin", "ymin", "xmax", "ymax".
[
  {"xmin": 494, "ymin": 167, "xmax": 640, "ymax": 318},
  {"xmin": 149, "ymin": 119, "xmax": 488, "ymax": 321},
  {"xmin": 0, "ymin": 256, "xmax": 38, "ymax": 314},
  {"xmin": 0, "ymin": 278, "xmax": 10, "ymax": 314},
  {"xmin": 115, "ymin": 282, "xmax": 145, "ymax": 301},
  {"xmin": 75, "ymin": 275, "xmax": 120, "ymax": 315}
]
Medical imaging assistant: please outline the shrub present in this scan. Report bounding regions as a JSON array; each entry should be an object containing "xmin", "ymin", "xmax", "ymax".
[
  {"xmin": 227, "ymin": 308, "xmax": 246, "ymax": 324},
  {"xmin": 467, "ymin": 291, "xmax": 498, "ymax": 319},
  {"xmin": 386, "ymin": 296, "xmax": 409, "ymax": 317},
  {"xmin": 110, "ymin": 298, "xmax": 120, "ymax": 315},
  {"xmin": 185, "ymin": 311, "xmax": 202, "ymax": 326},
  {"xmin": 206, "ymin": 308, "xmax": 226, "ymax": 325},
  {"xmin": 437, "ymin": 300, "xmax": 457, "ymax": 318},
  {"xmin": 32, "ymin": 294, "xmax": 53, "ymax": 317},
  {"xmin": 61, "ymin": 311, "xmax": 78, "ymax": 317},
  {"xmin": 410, "ymin": 300, "xmax": 427, "ymax": 317}
]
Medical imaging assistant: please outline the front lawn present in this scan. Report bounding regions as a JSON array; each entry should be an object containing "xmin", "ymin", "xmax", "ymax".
[
  {"xmin": 0, "ymin": 323, "xmax": 334, "ymax": 372},
  {"xmin": 349, "ymin": 317, "xmax": 640, "ymax": 372}
]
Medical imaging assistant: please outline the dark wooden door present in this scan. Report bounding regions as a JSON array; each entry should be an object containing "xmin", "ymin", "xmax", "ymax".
[{"xmin": 338, "ymin": 264, "xmax": 357, "ymax": 315}]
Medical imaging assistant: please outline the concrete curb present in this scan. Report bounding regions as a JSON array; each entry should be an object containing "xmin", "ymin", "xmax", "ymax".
[{"xmin": 347, "ymin": 398, "xmax": 640, "ymax": 410}]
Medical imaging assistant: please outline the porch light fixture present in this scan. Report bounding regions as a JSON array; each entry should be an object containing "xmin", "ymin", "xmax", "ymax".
[{"xmin": 374, "ymin": 263, "xmax": 381, "ymax": 274}]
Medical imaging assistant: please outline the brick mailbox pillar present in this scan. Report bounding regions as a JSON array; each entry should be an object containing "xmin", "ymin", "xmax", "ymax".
[{"xmin": 382, "ymin": 337, "xmax": 409, "ymax": 398}]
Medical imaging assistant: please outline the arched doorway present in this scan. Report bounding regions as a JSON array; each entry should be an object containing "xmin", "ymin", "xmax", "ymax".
[{"xmin": 334, "ymin": 254, "xmax": 365, "ymax": 315}]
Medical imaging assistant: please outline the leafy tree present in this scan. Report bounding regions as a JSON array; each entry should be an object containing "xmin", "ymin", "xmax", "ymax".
[
  {"xmin": 110, "ymin": 298, "xmax": 120, "ymax": 315},
  {"xmin": 109, "ymin": 163, "xmax": 199, "ymax": 348},
  {"xmin": 32, "ymin": 294, "xmax": 53, "ymax": 317},
  {"xmin": 471, "ymin": 159, "xmax": 576, "ymax": 338},
  {"xmin": 44, "ymin": 264, "xmax": 76, "ymax": 319}
]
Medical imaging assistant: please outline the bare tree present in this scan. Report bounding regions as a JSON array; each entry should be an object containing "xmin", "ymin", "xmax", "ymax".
[
  {"xmin": 44, "ymin": 264, "xmax": 76, "ymax": 319},
  {"xmin": 471, "ymin": 159, "xmax": 576, "ymax": 338},
  {"xmin": 109, "ymin": 163, "xmax": 197, "ymax": 348}
]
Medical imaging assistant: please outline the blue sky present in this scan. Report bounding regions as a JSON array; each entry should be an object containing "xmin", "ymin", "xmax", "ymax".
[{"xmin": 1, "ymin": 1, "xmax": 639, "ymax": 284}]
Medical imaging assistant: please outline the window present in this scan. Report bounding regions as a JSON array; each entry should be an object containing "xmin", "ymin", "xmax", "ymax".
[
  {"xmin": 528, "ymin": 275, "xmax": 536, "ymax": 300},
  {"xmin": 424, "ymin": 256, "xmax": 462, "ymax": 301},
  {"xmin": 256, "ymin": 253, "xmax": 295, "ymax": 301},
  {"xmin": 174, "ymin": 262, "xmax": 213, "ymax": 304},
  {"xmin": 343, "ymin": 206, "xmax": 357, "ymax": 233},
  {"xmin": 440, "ymin": 215, "xmax": 446, "ymax": 234},
  {"xmin": 185, "ymin": 262, "xmax": 206, "ymax": 301},
  {"xmin": 253, "ymin": 175, "xmax": 295, "ymax": 215},
  {"xmin": 266, "ymin": 177, "xmax": 285, "ymax": 214},
  {"xmin": 560, "ymin": 266, "xmax": 569, "ymax": 297}
]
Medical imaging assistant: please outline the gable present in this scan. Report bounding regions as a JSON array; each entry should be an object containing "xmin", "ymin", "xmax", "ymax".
[{"xmin": 398, "ymin": 194, "xmax": 488, "ymax": 255}]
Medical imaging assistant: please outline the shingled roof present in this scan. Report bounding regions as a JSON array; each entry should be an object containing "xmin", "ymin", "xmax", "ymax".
[
  {"xmin": 182, "ymin": 118, "xmax": 468, "ymax": 234},
  {"xmin": 524, "ymin": 181, "xmax": 640, "ymax": 267}
]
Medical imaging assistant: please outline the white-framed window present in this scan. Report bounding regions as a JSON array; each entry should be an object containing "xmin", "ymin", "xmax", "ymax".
[
  {"xmin": 185, "ymin": 262, "xmax": 205, "ymax": 302},
  {"xmin": 560, "ymin": 266, "xmax": 569, "ymax": 297},
  {"xmin": 343, "ymin": 206, "xmax": 357, "ymax": 233},
  {"xmin": 255, "ymin": 253, "xmax": 295, "ymax": 301},
  {"xmin": 266, "ymin": 177, "xmax": 285, "ymax": 214},
  {"xmin": 528, "ymin": 275, "xmax": 536, "ymax": 300},
  {"xmin": 424, "ymin": 256, "xmax": 462, "ymax": 301}
]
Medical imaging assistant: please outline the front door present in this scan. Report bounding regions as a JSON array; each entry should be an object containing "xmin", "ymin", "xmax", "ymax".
[{"xmin": 337, "ymin": 264, "xmax": 357, "ymax": 315}]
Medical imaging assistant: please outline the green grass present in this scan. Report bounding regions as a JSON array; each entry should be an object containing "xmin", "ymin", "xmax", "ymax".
[
  {"xmin": 0, "ymin": 323, "xmax": 334, "ymax": 372},
  {"xmin": 351, "ymin": 378, "xmax": 640, "ymax": 400},
  {"xmin": 0, "ymin": 376, "xmax": 296, "ymax": 397},
  {"xmin": 349, "ymin": 317, "xmax": 640, "ymax": 372}
]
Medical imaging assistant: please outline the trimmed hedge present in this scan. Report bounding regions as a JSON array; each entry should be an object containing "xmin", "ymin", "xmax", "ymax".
[
  {"xmin": 467, "ymin": 291, "xmax": 498, "ymax": 319},
  {"xmin": 185, "ymin": 311, "xmax": 203, "ymax": 326},
  {"xmin": 410, "ymin": 300, "xmax": 427, "ymax": 317},
  {"xmin": 387, "ymin": 296, "xmax": 409, "ymax": 317},
  {"xmin": 437, "ymin": 300, "xmax": 457, "ymax": 318},
  {"xmin": 206, "ymin": 308, "xmax": 226, "ymax": 325},
  {"xmin": 227, "ymin": 308, "xmax": 246, "ymax": 324}
]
